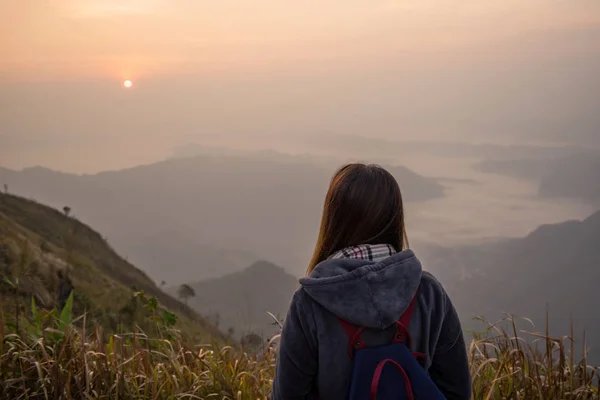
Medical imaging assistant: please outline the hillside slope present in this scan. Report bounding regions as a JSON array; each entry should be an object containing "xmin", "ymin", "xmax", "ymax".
[
  {"xmin": 422, "ymin": 209, "xmax": 600, "ymax": 362},
  {"xmin": 173, "ymin": 261, "xmax": 299, "ymax": 340},
  {"xmin": 0, "ymin": 193, "xmax": 225, "ymax": 343}
]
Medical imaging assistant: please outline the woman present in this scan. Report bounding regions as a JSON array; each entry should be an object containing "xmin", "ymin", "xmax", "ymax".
[{"xmin": 272, "ymin": 163, "xmax": 471, "ymax": 400}]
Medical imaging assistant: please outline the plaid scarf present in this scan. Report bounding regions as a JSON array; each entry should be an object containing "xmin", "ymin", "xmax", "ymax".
[{"xmin": 329, "ymin": 243, "xmax": 396, "ymax": 262}]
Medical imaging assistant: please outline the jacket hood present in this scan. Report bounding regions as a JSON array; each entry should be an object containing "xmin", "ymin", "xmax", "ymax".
[{"xmin": 299, "ymin": 249, "xmax": 422, "ymax": 329}]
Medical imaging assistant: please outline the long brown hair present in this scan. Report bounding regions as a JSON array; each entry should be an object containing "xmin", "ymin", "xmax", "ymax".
[{"xmin": 307, "ymin": 163, "xmax": 409, "ymax": 274}]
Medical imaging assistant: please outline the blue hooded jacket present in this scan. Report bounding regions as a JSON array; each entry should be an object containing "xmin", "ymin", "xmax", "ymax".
[{"xmin": 272, "ymin": 249, "xmax": 471, "ymax": 400}]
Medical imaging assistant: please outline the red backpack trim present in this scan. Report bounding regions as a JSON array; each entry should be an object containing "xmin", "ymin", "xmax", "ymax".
[
  {"xmin": 370, "ymin": 359, "xmax": 415, "ymax": 400},
  {"xmin": 337, "ymin": 291, "xmax": 423, "ymax": 400},
  {"xmin": 336, "ymin": 291, "xmax": 419, "ymax": 358}
]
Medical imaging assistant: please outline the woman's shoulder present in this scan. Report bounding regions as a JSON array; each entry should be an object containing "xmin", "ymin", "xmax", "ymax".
[
  {"xmin": 290, "ymin": 286, "xmax": 318, "ymax": 309},
  {"xmin": 420, "ymin": 270, "xmax": 445, "ymax": 288},
  {"xmin": 418, "ymin": 271, "xmax": 451, "ymax": 304}
]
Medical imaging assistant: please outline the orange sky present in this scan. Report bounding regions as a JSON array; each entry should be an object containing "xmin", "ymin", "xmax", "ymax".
[
  {"xmin": 1, "ymin": 0, "xmax": 599, "ymax": 173},
  {"xmin": 2, "ymin": 0, "xmax": 599, "ymax": 80}
]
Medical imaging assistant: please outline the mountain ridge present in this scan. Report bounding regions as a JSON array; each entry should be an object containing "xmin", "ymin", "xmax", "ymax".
[
  {"xmin": 172, "ymin": 260, "xmax": 299, "ymax": 340},
  {"xmin": 422, "ymin": 208, "xmax": 600, "ymax": 362},
  {"xmin": 0, "ymin": 152, "xmax": 443, "ymax": 282}
]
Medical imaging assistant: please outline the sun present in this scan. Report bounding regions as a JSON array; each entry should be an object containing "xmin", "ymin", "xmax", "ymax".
[{"xmin": 123, "ymin": 80, "xmax": 133, "ymax": 88}]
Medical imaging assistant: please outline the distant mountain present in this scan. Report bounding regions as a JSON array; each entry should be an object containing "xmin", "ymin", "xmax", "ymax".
[
  {"xmin": 300, "ymin": 135, "xmax": 585, "ymax": 161},
  {"xmin": 0, "ymin": 151, "xmax": 443, "ymax": 281},
  {"xmin": 474, "ymin": 153, "xmax": 600, "ymax": 205},
  {"xmin": 538, "ymin": 155, "xmax": 600, "ymax": 204},
  {"xmin": 474, "ymin": 158, "xmax": 554, "ymax": 181},
  {"xmin": 422, "ymin": 209, "xmax": 600, "ymax": 362},
  {"xmin": 172, "ymin": 261, "xmax": 299, "ymax": 340},
  {"xmin": 0, "ymin": 193, "xmax": 225, "ymax": 343}
]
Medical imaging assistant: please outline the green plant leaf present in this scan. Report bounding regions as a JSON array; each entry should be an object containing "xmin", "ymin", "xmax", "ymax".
[
  {"xmin": 31, "ymin": 297, "xmax": 41, "ymax": 330},
  {"xmin": 3, "ymin": 275, "xmax": 15, "ymax": 288},
  {"xmin": 161, "ymin": 310, "xmax": 177, "ymax": 327},
  {"xmin": 145, "ymin": 296, "xmax": 158, "ymax": 311},
  {"xmin": 58, "ymin": 292, "xmax": 74, "ymax": 333}
]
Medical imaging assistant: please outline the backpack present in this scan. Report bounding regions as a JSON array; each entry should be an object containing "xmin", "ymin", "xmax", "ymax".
[{"xmin": 337, "ymin": 291, "xmax": 446, "ymax": 400}]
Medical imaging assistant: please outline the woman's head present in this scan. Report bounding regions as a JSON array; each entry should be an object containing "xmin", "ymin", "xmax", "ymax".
[{"xmin": 307, "ymin": 163, "xmax": 408, "ymax": 274}]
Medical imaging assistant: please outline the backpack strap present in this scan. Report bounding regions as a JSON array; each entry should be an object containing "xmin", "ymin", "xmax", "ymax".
[
  {"xmin": 392, "ymin": 290, "xmax": 418, "ymax": 347},
  {"xmin": 337, "ymin": 318, "xmax": 368, "ymax": 358},
  {"xmin": 399, "ymin": 292, "xmax": 418, "ymax": 327},
  {"xmin": 337, "ymin": 288, "xmax": 420, "ymax": 358},
  {"xmin": 397, "ymin": 290, "xmax": 429, "ymax": 368}
]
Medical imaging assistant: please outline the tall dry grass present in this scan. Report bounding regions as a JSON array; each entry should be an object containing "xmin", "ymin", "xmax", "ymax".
[
  {"xmin": 469, "ymin": 315, "xmax": 599, "ymax": 399},
  {"xmin": 0, "ymin": 300, "xmax": 598, "ymax": 399}
]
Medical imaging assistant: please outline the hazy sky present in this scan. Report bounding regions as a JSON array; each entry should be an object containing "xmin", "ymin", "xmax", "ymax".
[{"xmin": 1, "ymin": 0, "xmax": 599, "ymax": 172}]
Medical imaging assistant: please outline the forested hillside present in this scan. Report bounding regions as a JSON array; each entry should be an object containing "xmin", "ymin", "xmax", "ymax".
[{"xmin": 0, "ymin": 192, "xmax": 224, "ymax": 343}]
